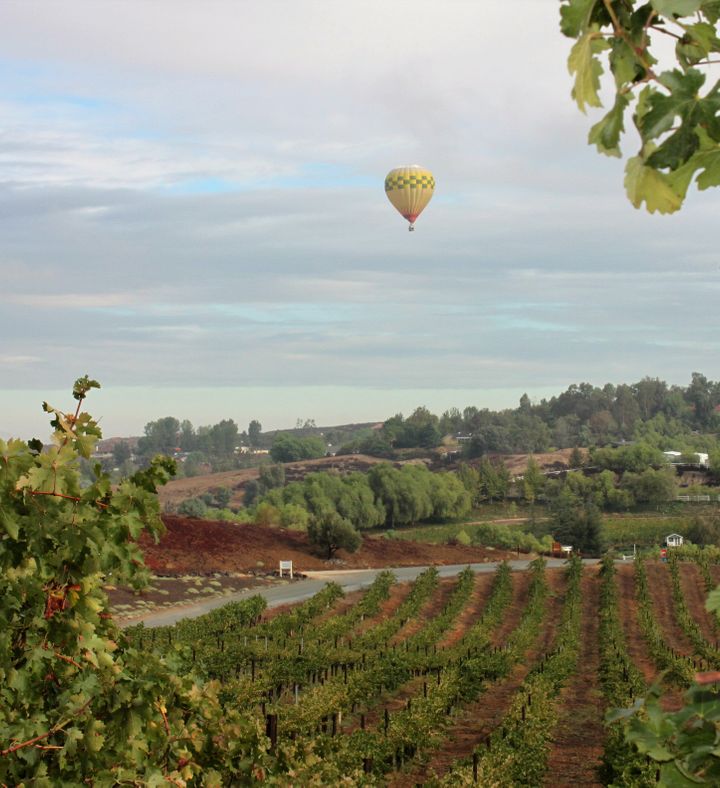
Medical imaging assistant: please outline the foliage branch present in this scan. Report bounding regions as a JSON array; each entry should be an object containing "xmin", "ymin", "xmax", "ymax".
[
  {"xmin": 0, "ymin": 378, "xmax": 270, "ymax": 784},
  {"xmin": 561, "ymin": 0, "xmax": 720, "ymax": 212}
]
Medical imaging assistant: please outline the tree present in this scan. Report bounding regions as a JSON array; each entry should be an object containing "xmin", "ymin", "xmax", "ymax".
[
  {"xmin": 687, "ymin": 512, "xmax": 720, "ymax": 545},
  {"xmin": 210, "ymin": 418, "xmax": 238, "ymax": 455},
  {"xmin": 561, "ymin": 0, "xmax": 720, "ymax": 213},
  {"xmin": 568, "ymin": 446, "xmax": 584, "ymax": 468},
  {"xmin": 136, "ymin": 416, "xmax": 180, "ymax": 456},
  {"xmin": 270, "ymin": 433, "xmax": 326, "ymax": 463},
  {"xmin": 522, "ymin": 457, "xmax": 545, "ymax": 504},
  {"xmin": 307, "ymin": 512, "xmax": 362, "ymax": 558},
  {"xmin": 622, "ymin": 467, "xmax": 677, "ymax": 504},
  {"xmin": 551, "ymin": 489, "xmax": 604, "ymax": 555},
  {"xmin": 247, "ymin": 419, "xmax": 262, "ymax": 447},
  {"xmin": 112, "ymin": 439, "xmax": 132, "ymax": 466},
  {"xmin": 0, "ymin": 378, "xmax": 268, "ymax": 783}
]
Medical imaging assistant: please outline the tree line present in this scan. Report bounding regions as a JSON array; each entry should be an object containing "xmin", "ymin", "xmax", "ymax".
[
  {"xmin": 253, "ymin": 464, "xmax": 471, "ymax": 557},
  {"xmin": 338, "ymin": 373, "xmax": 720, "ymax": 457}
]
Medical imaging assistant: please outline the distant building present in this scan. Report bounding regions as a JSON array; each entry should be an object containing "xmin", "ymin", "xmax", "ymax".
[
  {"xmin": 663, "ymin": 450, "xmax": 709, "ymax": 467},
  {"xmin": 665, "ymin": 533, "xmax": 684, "ymax": 548}
]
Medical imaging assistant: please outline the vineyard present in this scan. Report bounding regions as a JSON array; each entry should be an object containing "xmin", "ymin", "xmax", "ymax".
[{"xmin": 125, "ymin": 555, "xmax": 720, "ymax": 786}]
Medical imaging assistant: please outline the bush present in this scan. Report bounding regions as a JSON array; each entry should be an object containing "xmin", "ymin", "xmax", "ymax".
[
  {"xmin": 307, "ymin": 512, "xmax": 362, "ymax": 558},
  {"xmin": 178, "ymin": 497, "xmax": 208, "ymax": 517},
  {"xmin": 254, "ymin": 502, "xmax": 281, "ymax": 527}
]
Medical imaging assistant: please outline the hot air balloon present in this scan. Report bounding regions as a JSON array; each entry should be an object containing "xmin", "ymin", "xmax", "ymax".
[{"xmin": 384, "ymin": 165, "xmax": 435, "ymax": 231}]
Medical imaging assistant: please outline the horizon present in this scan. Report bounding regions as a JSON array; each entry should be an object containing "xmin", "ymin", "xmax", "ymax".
[{"xmin": 0, "ymin": 372, "xmax": 707, "ymax": 442}]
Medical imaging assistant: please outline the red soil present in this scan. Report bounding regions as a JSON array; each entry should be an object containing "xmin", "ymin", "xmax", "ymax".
[
  {"xmin": 544, "ymin": 568, "xmax": 605, "ymax": 788},
  {"xmin": 615, "ymin": 564, "xmax": 685, "ymax": 711},
  {"xmin": 644, "ymin": 563, "xmax": 695, "ymax": 656},
  {"xmin": 402, "ymin": 570, "xmax": 568, "ymax": 785},
  {"xmin": 141, "ymin": 515, "xmax": 517, "ymax": 575},
  {"xmin": 679, "ymin": 562, "xmax": 719, "ymax": 643}
]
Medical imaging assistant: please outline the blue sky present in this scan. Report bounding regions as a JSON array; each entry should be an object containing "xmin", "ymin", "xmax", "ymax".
[{"xmin": 1, "ymin": 1, "xmax": 719, "ymax": 439}]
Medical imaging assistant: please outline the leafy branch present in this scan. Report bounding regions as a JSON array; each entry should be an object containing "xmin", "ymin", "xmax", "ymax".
[{"xmin": 561, "ymin": 0, "xmax": 720, "ymax": 212}]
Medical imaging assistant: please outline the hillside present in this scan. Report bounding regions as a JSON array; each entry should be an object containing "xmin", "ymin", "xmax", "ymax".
[
  {"xmin": 159, "ymin": 449, "xmax": 581, "ymax": 508},
  {"xmin": 141, "ymin": 515, "xmax": 518, "ymax": 574}
]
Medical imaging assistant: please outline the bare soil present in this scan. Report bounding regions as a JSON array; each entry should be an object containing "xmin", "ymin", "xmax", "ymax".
[
  {"xmin": 645, "ymin": 563, "xmax": 696, "ymax": 657},
  {"xmin": 492, "ymin": 448, "xmax": 578, "ymax": 476},
  {"xmin": 107, "ymin": 573, "xmax": 276, "ymax": 622},
  {"xmin": 544, "ymin": 568, "xmax": 605, "ymax": 788},
  {"xmin": 401, "ymin": 570, "xmax": 567, "ymax": 785},
  {"xmin": 678, "ymin": 562, "xmax": 719, "ymax": 643},
  {"xmin": 140, "ymin": 515, "xmax": 518, "ymax": 575},
  {"xmin": 615, "ymin": 564, "xmax": 685, "ymax": 711}
]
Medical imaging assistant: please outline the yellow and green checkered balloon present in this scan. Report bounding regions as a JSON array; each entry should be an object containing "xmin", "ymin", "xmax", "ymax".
[{"xmin": 384, "ymin": 165, "xmax": 435, "ymax": 230}]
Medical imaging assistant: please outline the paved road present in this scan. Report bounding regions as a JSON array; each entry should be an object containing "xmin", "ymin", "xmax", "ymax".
[{"xmin": 124, "ymin": 558, "xmax": 598, "ymax": 629}]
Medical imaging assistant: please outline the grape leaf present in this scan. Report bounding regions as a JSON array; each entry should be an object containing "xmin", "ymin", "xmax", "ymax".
[
  {"xmin": 589, "ymin": 93, "xmax": 630, "ymax": 155},
  {"xmin": 560, "ymin": 0, "xmax": 599, "ymax": 37},
  {"xmin": 625, "ymin": 155, "xmax": 683, "ymax": 212},
  {"xmin": 568, "ymin": 30, "xmax": 610, "ymax": 112},
  {"xmin": 651, "ymin": 0, "xmax": 703, "ymax": 16}
]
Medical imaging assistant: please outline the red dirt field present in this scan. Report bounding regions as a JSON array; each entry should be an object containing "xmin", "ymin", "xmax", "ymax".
[
  {"xmin": 141, "ymin": 515, "xmax": 519, "ymax": 574},
  {"xmin": 401, "ymin": 570, "xmax": 567, "ymax": 786},
  {"xmin": 344, "ymin": 574, "xmax": 497, "ymax": 735},
  {"xmin": 679, "ymin": 563, "xmax": 719, "ymax": 642},
  {"xmin": 644, "ymin": 563, "xmax": 696, "ymax": 657},
  {"xmin": 544, "ymin": 569, "xmax": 605, "ymax": 788},
  {"xmin": 615, "ymin": 564, "xmax": 685, "ymax": 711}
]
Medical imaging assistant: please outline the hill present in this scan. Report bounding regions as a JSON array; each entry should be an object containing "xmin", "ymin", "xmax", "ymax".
[
  {"xmin": 141, "ymin": 514, "xmax": 518, "ymax": 574},
  {"xmin": 159, "ymin": 448, "xmax": 583, "ymax": 509}
]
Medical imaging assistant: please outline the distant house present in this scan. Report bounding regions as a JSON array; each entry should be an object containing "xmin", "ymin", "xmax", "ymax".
[
  {"xmin": 665, "ymin": 533, "xmax": 684, "ymax": 548},
  {"xmin": 663, "ymin": 450, "xmax": 709, "ymax": 467}
]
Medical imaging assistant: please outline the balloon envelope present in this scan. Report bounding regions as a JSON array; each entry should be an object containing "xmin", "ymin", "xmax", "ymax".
[{"xmin": 384, "ymin": 165, "xmax": 435, "ymax": 227}]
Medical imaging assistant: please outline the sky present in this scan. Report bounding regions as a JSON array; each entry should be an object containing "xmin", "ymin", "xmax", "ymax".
[{"xmin": 1, "ymin": 0, "xmax": 719, "ymax": 440}]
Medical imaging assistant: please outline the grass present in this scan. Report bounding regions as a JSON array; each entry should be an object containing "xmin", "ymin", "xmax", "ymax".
[{"xmin": 375, "ymin": 503, "xmax": 718, "ymax": 550}]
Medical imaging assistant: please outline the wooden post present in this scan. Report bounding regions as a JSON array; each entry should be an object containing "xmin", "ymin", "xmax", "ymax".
[
  {"xmin": 384, "ymin": 708, "xmax": 390, "ymax": 735},
  {"xmin": 473, "ymin": 752, "xmax": 479, "ymax": 782}
]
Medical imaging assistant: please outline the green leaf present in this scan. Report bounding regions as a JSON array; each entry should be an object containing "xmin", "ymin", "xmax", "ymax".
[
  {"xmin": 73, "ymin": 375, "xmax": 101, "ymax": 401},
  {"xmin": 640, "ymin": 70, "xmax": 706, "ymax": 141},
  {"xmin": 0, "ymin": 509, "xmax": 19, "ymax": 539},
  {"xmin": 702, "ymin": 1, "xmax": 720, "ymax": 25},
  {"xmin": 560, "ymin": 0, "xmax": 599, "ymax": 37},
  {"xmin": 651, "ymin": 0, "xmax": 703, "ymax": 16},
  {"xmin": 659, "ymin": 760, "xmax": 707, "ymax": 786},
  {"xmin": 647, "ymin": 125, "xmax": 700, "ymax": 169},
  {"xmin": 665, "ymin": 130, "xmax": 720, "ymax": 194},
  {"xmin": 568, "ymin": 30, "xmax": 610, "ymax": 113},
  {"xmin": 625, "ymin": 155, "xmax": 684, "ymax": 212},
  {"xmin": 589, "ymin": 93, "xmax": 630, "ymax": 156},
  {"xmin": 610, "ymin": 38, "xmax": 645, "ymax": 88},
  {"xmin": 696, "ymin": 150, "xmax": 720, "ymax": 187}
]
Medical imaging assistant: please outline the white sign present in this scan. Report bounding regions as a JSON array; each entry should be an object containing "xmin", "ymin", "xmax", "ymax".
[{"xmin": 279, "ymin": 560, "xmax": 293, "ymax": 578}]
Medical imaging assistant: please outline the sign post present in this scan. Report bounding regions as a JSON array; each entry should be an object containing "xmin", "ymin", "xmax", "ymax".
[{"xmin": 279, "ymin": 560, "xmax": 293, "ymax": 578}]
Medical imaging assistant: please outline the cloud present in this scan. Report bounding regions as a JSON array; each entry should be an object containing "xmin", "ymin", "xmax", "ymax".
[{"xmin": 0, "ymin": 0, "xmax": 719, "ymax": 429}]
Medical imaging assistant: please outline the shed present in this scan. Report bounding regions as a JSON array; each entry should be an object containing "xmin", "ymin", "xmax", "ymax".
[{"xmin": 665, "ymin": 533, "xmax": 684, "ymax": 548}]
